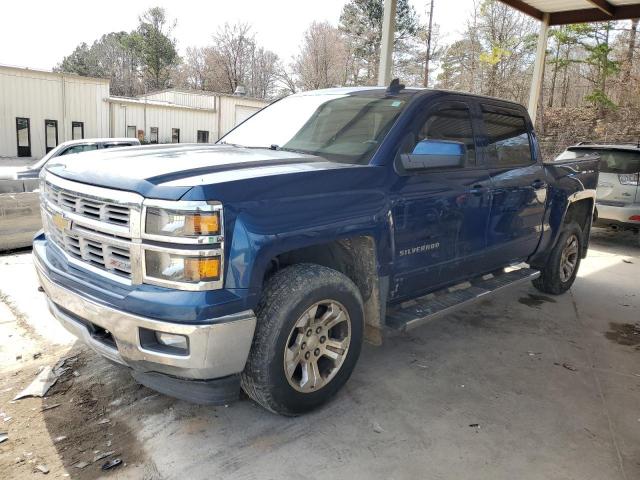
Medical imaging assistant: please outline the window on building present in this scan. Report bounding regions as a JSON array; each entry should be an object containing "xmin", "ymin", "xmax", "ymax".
[
  {"xmin": 172, "ymin": 128, "xmax": 180, "ymax": 143},
  {"xmin": 197, "ymin": 130, "xmax": 209, "ymax": 143},
  {"xmin": 45, "ymin": 120, "xmax": 58, "ymax": 154},
  {"xmin": 150, "ymin": 127, "xmax": 159, "ymax": 144},
  {"xmin": 483, "ymin": 110, "xmax": 533, "ymax": 167},
  {"xmin": 72, "ymin": 121, "xmax": 84, "ymax": 140},
  {"xmin": 414, "ymin": 106, "xmax": 476, "ymax": 166},
  {"xmin": 16, "ymin": 117, "xmax": 31, "ymax": 157},
  {"xmin": 127, "ymin": 125, "xmax": 136, "ymax": 138}
]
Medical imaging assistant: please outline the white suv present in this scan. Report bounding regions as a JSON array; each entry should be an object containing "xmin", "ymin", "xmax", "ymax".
[{"xmin": 556, "ymin": 143, "xmax": 640, "ymax": 231}]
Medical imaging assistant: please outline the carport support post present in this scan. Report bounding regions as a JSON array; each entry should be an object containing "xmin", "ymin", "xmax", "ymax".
[
  {"xmin": 528, "ymin": 13, "xmax": 550, "ymax": 125},
  {"xmin": 378, "ymin": 0, "xmax": 397, "ymax": 86}
]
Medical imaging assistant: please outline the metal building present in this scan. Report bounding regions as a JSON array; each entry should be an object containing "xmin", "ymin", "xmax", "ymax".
[
  {"xmin": 0, "ymin": 64, "xmax": 270, "ymax": 161},
  {"xmin": 0, "ymin": 65, "xmax": 111, "ymax": 160}
]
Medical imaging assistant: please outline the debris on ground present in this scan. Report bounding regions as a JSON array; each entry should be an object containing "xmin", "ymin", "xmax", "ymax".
[
  {"xmin": 101, "ymin": 458, "xmax": 123, "ymax": 471},
  {"xmin": 622, "ymin": 259, "xmax": 633, "ymax": 264},
  {"xmin": 469, "ymin": 423, "xmax": 480, "ymax": 429},
  {"xmin": 0, "ymin": 432, "xmax": 8, "ymax": 443},
  {"xmin": 53, "ymin": 436, "xmax": 66, "ymax": 443},
  {"xmin": 561, "ymin": 362, "xmax": 578, "ymax": 372},
  {"xmin": 13, "ymin": 366, "xmax": 59, "ymax": 400},
  {"xmin": 97, "ymin": 418, "xmax": 111, "ymax": 425},
  {"xmin": 93, "ymin": 450, "xmax": 115, "ymax": 462},
  {"xmin": 35, "ymin": 463, "xmax": 49, "ymax": 474},
  {"xmin": 52, "ymin": 355, "xmax": 79, "ymax": 377},
  {"xmin": 32, "ymin": 352, "xmax": 42, "ymax": 360},
  {"xmin": 372, "ymin": 421, "xmax": 384, "ymax": 433},
  {"xmin": 41, "ymin": 403, "xmax": 61, "ymax": 412},
  {"xmin": 73, "ymin": 461, "xmax": 89, "ymax": 469}
]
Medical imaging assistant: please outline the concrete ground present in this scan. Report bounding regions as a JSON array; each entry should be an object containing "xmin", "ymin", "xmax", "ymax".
[{"xmin": 0, "ymin": 227, "xmax": 638, "ymax": 480}]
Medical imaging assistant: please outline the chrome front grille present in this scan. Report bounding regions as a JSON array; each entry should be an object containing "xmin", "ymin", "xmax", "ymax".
[
  {"xmin": 41, "ymin": 175, "xmax": 143, "ymax": 283},
  {"xmin": 44, "ymin": 215, "xmax": 132, "ymax": 278},
  {"xmin": 45, "ymin": 181, "xmax": 131, "ymax": 227}
]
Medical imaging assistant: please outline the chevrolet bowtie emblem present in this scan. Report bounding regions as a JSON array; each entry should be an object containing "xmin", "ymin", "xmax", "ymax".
[{"xmin": 52, "ymin": 213, "xmax": 71, "ymax": 231}]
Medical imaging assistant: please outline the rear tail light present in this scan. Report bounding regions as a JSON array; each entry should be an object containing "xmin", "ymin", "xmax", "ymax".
[
  {"xmin": 629, "ymin": 215, "xmax": 640, "ymax": 221},
  {"xmin": 618, "ymin": 173, "xmax": 640, "ymax": 185}
]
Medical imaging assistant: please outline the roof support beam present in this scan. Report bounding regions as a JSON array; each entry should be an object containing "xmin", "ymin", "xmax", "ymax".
[
  {"xmin": 550, "ymin": 5, "xmax": 640, "ymax": 25},
  {"xmin": 378, "ymin": 0, "xmax": 397, "ymax": 86},
  {"xmin": 497, "ymin": 0, "xmax": 544, "ymax": 20},
  {"xmin": 528, "ymin": 13, "xmax": 550, "ymax": 125},
  {"xmin": 585, "ymin": 0, "xmax": 615, "ymax": 17}
]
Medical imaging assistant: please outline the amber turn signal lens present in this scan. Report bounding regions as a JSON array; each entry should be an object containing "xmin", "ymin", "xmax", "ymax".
[
  {"xmin": 184, "ymin": 257, "xmax": 221, "ymax": 282},
  {"xmin": 185, "ymin": 213, "xmax": 220, "ymax": 235}
]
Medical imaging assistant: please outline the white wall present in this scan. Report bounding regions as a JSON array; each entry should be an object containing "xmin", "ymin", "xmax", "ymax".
[
  {"xmin": 0, "ymin": 66, "xmax": 110, "ymax": 159},
  {"xmin": 109, "ymin": 100, "xmax": 218, "ymax": 143},
  {"xmin": 218, "ymin": 96, "xmax": 269, "ymax": 139},
  {"xmin": 0, "ymin": 65, "xmax": 270, "ymax": 159}
]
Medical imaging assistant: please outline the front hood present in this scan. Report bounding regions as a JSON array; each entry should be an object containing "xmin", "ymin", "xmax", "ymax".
[{"xmin": 44, "ymin": 144, "xmax": 345, "ymax": 200}]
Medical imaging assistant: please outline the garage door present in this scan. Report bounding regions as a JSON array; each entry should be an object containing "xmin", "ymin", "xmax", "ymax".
[{"xmin": 235, "ymin": 105, "xmax": 261, "ymax": 126}]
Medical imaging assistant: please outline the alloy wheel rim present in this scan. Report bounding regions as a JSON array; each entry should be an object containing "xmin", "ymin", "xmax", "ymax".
[
  {"xmin": 559, "ymin": 234, "xmax": 579, "ymax": 282},
  {"xmin": 283, "ymin": 300, "xmax": 351, "ymax": 393}
]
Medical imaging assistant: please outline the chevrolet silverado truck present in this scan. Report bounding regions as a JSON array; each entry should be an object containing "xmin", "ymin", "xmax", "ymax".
[{"xmin": 34, "ymin": 84, "xmax": 600, "ymax": 415}]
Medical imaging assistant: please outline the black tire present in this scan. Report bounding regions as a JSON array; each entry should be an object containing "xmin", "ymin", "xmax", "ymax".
[
  {"xmin": 533, "ymin": 222, "xmax": 583, "ymax": 295},
  {"xmin": 241, "ymin": 263, "xmax": 364, "ymax": 415}
]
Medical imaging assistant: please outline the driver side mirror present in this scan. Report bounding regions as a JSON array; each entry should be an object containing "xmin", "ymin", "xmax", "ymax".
[{"xmin": 400, "ymin": 139, "xmax": 466, "ymax": 171}]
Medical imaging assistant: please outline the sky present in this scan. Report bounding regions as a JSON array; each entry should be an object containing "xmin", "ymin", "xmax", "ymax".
[{"xmin": 0, "ymin": 0, "xmax": 477, "ymax": 71}]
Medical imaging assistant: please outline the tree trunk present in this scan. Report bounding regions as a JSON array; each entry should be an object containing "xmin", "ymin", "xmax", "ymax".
[
  {"xmin": 623, "ymin": 18, "xmax": 638, "ymax": 85},
  {"xmin": 560, "ymin": 47, "xmax": 570, "ymax": 107},
  {"xmin": 423, "ymin": 0, "xmax": 435, "ymax": 87}
]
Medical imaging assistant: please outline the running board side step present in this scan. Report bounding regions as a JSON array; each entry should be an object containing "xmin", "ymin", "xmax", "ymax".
[{"xmin": 385, "ymin": 266, "xmax": 541, "ymax": 332}]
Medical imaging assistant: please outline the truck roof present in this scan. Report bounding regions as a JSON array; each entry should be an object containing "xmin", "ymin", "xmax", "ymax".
[{"xmin": 290, "ymin": 86, "xmax": 526, "ymax": 110}]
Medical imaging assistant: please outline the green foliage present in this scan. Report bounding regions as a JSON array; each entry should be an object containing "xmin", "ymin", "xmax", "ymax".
[
  {"xmin": 136, "ymin": 7, "xmax": 179, "ymax": 89},
  {"xmin": 56, "ymin": 6, "xmax": 178, "ymax": 94},
  {"xmin": 339, "ymin": 0, "xmax": 419, "ymax": 81},
  {"xmin": 585, "ymin": 89, "xmax": 617, "ymax": 109}
]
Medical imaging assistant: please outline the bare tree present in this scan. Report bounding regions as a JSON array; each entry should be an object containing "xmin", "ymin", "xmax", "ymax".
[{"xmin": 294, "ymin": 22, "xmax": 349, "ymax": 90}]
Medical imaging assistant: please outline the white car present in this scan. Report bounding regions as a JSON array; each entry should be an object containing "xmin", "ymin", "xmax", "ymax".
[
  {"xmin": 14, "ymin": 138, "xmax": 141, "ymax": 179},
  {"xmin": 556, "ymin": 143, "xmax": 640, "ymax": 231},
  {"xmin": 0, "ymin": 138, "xmax": 140, "ymax": 251}
]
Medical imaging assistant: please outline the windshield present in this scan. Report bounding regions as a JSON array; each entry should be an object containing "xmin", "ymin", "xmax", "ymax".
[
  {"xmin": 219, "ymin": 92, "xmax": 411, "ymax": 164},
  {"xmin": 557, "ymin": 148, "xmax": 640, "ymax": 174}
]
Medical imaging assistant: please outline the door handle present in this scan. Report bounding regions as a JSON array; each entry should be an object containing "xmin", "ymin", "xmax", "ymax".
[
  {"xmin": 531, "ymin": 179, "xmax": 547, "ymax": 190},
  {"xmin": 469, "ymin": 184, "xmax": 486, "ymax": 196}
]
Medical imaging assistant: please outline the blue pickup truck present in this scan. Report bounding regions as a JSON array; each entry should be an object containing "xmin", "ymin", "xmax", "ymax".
[{"xmin": 34, "ymin": 83, "xmax": 599, "ymax": 415}]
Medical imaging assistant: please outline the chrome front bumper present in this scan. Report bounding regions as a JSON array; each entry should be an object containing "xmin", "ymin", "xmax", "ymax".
[{"xmin": 34, "ymin": 251, "xmax": 256, "ymax": 381}]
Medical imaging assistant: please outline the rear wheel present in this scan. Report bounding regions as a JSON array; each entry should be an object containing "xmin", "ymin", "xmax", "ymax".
[
  {"xmin": 533, "ymin": 222, "xmax": 583, "ymax": 295},
  {"xmin": 241, "ymin": 263, "xmax": 364, "ymax": 415}
]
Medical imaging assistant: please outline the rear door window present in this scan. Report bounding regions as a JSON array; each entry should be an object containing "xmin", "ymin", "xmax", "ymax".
[{"xmin": 482, "ymin": 109, "xmax": 533, "ymax": 167}]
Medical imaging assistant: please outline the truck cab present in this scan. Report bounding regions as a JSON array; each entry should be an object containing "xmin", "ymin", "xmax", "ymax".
[{"xmin": 33, "ymin": 85, "xmax": 599, "ymax": 415}]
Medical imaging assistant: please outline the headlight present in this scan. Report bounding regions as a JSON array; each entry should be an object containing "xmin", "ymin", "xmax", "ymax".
[
  {"xmin": 141, "ymin": 200, "xmax": 224, "ymax": 290},
  {"xmin": 145, "ymin": 207, "xmax": 220, "ymax": 237},
  {"xmin": 145, "ymin": 250, "xmax": 221, "ymax": 284}
]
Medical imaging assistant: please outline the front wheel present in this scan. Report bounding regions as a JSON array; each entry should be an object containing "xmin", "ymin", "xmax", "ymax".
[
  {"xmin": 533, "ymin": 222, "xmax": 583, "ymax": 295},
  {"xmin": 241, "ymin": 264, "xmax": 364, "ymax": 415}
]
